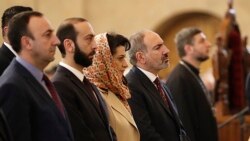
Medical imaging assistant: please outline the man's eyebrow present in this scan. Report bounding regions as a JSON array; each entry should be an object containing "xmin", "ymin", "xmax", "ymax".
[{"xmin": 42, "ymin": 29, "xmax": 54, "ymax": 36}]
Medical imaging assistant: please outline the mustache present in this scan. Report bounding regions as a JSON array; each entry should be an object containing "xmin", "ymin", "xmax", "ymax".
[
  {"xmin": 162, "ymin": 53, "xmax": 169, "ymax": 60},
  {"xmin": 89, "ymin": 50, "xmax": 96, "ymax": 56}
]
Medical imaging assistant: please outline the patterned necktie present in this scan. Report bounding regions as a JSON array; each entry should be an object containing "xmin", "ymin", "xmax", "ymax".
[
  {"xmin": 154, "ymin": 77, "xmax": 169, "ymax": 107},
  {"xmin": 43, "ymin": 74, "xmax": 65, "ymax": 117}
]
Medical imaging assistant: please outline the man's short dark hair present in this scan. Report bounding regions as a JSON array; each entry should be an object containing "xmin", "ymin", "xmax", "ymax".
[
  {"xmin": 7, "ymin": 11, "xmax": 43, "ymax": 53},
  {"xmin": 56, "ymin": 17, "xmax": 87, "ymax": 57},
  {"xmin": 1, "ymin": 6, "xmax": 33, "ymax": 36}
]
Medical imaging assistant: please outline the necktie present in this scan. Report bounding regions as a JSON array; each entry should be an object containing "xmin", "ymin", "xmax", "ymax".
[
  {"xmin": 83, "ymin": 78, "xmax": 100, "ymax": 108},
  {"xmin": 154, "ymin": 77, "xmax": 169, "ymax": 107},
  {"xmin": 43, "ymin": 74, "xmax": 65, "ymax": 117}
]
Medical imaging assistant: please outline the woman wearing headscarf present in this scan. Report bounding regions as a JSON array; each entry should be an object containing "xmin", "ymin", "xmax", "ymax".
[{"xmin": 84, "ymin": 32, "xmax": 140, "ymax": 141}]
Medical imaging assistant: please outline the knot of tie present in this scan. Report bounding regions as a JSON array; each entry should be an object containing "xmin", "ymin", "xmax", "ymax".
[
  {"xmin": 154, "ymin": 77, "xmax": 169, "ymax": 107},
  {"xmin": 154, "ymin": 78, "xmax": 161, "ymax": 87}
]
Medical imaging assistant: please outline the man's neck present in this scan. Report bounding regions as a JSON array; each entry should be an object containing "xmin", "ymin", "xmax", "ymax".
[
  {"xmin": 136, "ymin": 64, "xmax": 158, "ymax": 76},
  {"xmin": 182, "ymin": 56, "xmax": 200, "ymax": 69},
  {"xmin": 19, "ymin": 53, "xmax": 46, "ymax": 71},
  {"xmin": 62, "ymin": 59, "xmax": 83, "ymax": 72}
]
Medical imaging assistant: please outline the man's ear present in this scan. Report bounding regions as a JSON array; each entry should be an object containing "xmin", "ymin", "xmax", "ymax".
[
  {"xmin": 21, "ymin": 36, "xmax": 32, "ymax": 50},
  {"xmin": 3, "ymin": 26, "xmax": 8, "ymax": 37},
  {"xmin": 135, "ymin": 51, "xmax": 146, "ymax": 64},
  {"xmin": 64, "ymin": 39, "xmax": 75, "ymax": 53},
  {"xmin": 184, "ymin": 44, "xmax": 193, "ymax": 54}
]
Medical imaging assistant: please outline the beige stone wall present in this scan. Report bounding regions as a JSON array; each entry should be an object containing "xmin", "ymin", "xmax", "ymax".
[{"xmin": 0, "ymin": 0, "xmax": 249, "ymax": 70}]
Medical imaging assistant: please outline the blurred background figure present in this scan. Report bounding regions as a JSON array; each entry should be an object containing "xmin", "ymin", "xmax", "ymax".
[
  {"xmin": 167, "ymin": 27, "xmax": 218, "ymax": 141},
  {"xmin": 212, "ymin": 34, "xmax": 231, "ymax": 115},
  {"xmin": 0, "ymin": 5, "xmax": 32, "ymax": 75},
  {"xmin": 242, "ymin": 36, "xmax": 250, "ymax": 82},
  {"xmin": 220, "ymin": 1, "xmax": 245, "ymax": 113}
]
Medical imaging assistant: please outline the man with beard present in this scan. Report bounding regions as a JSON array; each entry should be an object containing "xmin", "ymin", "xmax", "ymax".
[
  {"xmin": 166, "ymin": 27, "xmax": 218, "ymax": 141},
  {"xmin": 52, "ymin": 17, "xmax": 116, "ymax": 141},
  {"xmin": 126, "ymin": 30, "xmax": 190, "ymax": 141}
]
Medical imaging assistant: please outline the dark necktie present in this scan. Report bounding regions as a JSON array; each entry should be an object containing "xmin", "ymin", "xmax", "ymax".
[
  {"xmin": 83, "ymin": 78, "xmax": 100, "ymax": 108},
  {"xmin": 43, "ymin": 74, "xmax": 65, "ymax": 117},
  {"xmin": 154, "ymin": 77, "xmax": 169, "ymax": 107}
]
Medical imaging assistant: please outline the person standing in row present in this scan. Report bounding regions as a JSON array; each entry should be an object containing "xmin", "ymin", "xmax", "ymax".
[
  {"xmin": 85, "ymin": 32, "xmax": 140, "ymax": 141},
  {"xmin": 52, "ymin": 18, "xmax": 116, "ymax": 141},
  {"xmin": 0, "ymin": 11, "xmax": 73, "ymax": 141},
  {"xmin": 166, "ymin": 27, "xmax": 218, "ymax": 141},
  {"xmin": 126, "ymin": 30, "xmax": 190, "ymax": 141},
  {"xmin": 0, "ymin": 6, "xmax": 33, "ymax": 75}
]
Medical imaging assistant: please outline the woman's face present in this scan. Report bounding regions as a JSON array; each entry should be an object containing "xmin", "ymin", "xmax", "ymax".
[{"xmin": 113, "ymin": 45, "xmax": 128, "ymax": 75}]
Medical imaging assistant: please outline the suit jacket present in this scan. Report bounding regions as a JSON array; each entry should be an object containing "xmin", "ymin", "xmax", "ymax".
[
  {"xmin": 100, "ymin": 89, "xmax": 140, "ymax": 141},
  {"xmin": 0, "ymin": 60, "xmax": 73, "ymax": 141},
  {"xmin": 0, "ymin": 44, "xmax": 15, "ymax": 76},
  {"xmin": 126, "ymin": 66, "xmax": 184, "ymax": 141},
  {"xmin": 166, "ymin": 63, "xmax": 218, "ymax": 141},
  {"xmin": 52, "ymin": 65, "xmax": 115, "ymax": 141},
  {"xmin": 0, "ymin": 108, "xmax": 12, "ymax": 141}
]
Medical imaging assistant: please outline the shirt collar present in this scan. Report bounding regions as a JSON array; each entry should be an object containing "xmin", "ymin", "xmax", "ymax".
[
  {"xmin": 3, "ymin": 42, "xmax": 18, "ymax": 56},
  {"xmin": 59, "ymin": 61, "xmax": 84, "ymax": 82},
  {"xmin": 137, "ymin": 67, "xmax": 158, "ymax": 82},
  {"xmin": 182, "ymin": 60, "xmax": 199, "ymax": 75},
  {"xmin": 16, "ymin": 56, "xmax": 44, "ymax": 83}
]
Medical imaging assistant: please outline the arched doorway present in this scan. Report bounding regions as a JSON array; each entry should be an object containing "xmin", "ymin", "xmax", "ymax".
[{"xmin": 154, "ymin": 11, "xmax": 221, "ymax": 80}]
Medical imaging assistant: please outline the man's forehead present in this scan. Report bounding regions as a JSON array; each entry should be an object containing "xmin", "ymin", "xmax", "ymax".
[
  {"xmin": 74, "ymin": 21, "xmax": 95, "ymax": 36},
  {"xmin": 144, "ymin": 31, "xmax": 163, "ymax": 46},
  {"xmin": 28, "ymin": 16, "xmax": 52, "ymax": 32},
  {"xmin": 200, "ymin": 32, "xmax": 206, "ymax": 39}
]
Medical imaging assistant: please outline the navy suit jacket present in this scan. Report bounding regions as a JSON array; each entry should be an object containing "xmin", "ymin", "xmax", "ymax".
[
  {"xmin": 52, "ymin": 65, "xmax": 115, "ymax": 141},
  {"xmin": 126, "ymin": 66, "xmax": 184, "ymax": 141},
  {"xmin": 0, "ymin": 108, "xmax": 12, "ymax": 141},
  {"xmin": 0, "ymin": 44, "xmax": 15, "ymax": 76},
  {"xmin": 0, "ymin": 60, "xmax": 74, "ymax": 141}
]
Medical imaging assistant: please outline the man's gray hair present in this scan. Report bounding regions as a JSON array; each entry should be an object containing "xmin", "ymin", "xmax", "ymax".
[{"xmin": 128, "ymin": 30, "xmax": 148, "ymax": 65}]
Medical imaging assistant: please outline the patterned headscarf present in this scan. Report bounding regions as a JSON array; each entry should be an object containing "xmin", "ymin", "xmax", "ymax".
[{"xmin": 84, "ymin": 33, "xmax": 131, "ymax": 113}]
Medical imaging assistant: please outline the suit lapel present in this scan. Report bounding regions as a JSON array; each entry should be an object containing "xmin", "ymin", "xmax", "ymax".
[
  {"xmin": 106, "ymin": 90, "xmax": 138, "ymax": 129},
  {"xmin": 57, "ymin": 66, "xmax": 107, "ymax": 121},
  {"xmin": 12, "ymin": 61, "xmax": 74, "ymax": 140},
  {"xmin": 14, "ymin": 61, "xmax": 66, "ymax": 122},
  {"xmin": 131, "ymin": 67, "xmax": 175, "ymax": 119}
]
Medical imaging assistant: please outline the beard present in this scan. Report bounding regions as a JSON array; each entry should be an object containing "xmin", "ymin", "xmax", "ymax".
[
  {"xmin": 74, "ymin": 43, "xmax": 94, "ymax": 67},
  {"xmin": 196, "ymin": 55, "xmax": 209, "ymax": 62}
]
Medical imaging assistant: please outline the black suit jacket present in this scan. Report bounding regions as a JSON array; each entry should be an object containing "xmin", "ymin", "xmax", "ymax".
[
  {"xmin": 52, "ymin": 65, "xmax": 115, "ymax": 141},
  {"xmin": 126, "ymin": 66, "xmax": 184, "ymax": 141},
  {"xmin": 0, "ymin": 44, "xmax": 15, "ymax": 76},
  {"xmin": 0, "ymin": 108, "xmax": 12, "ymax": 141},
  {"xmin": 0, "ymin": 60, "xmax": 74, "ymax": 141},
  {"xmin": 166, "ymin": 63, "xmax": 218, "ymax": 141}
]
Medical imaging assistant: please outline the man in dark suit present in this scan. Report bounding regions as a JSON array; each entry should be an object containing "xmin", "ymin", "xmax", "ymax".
[
  {"xmin": 52, "ymin": 17, "xmax": 116, "ymax": 141},
  {"xmin": 166, "ymin": 27, "xmax": 218, "ymax": 141},
  {"xmin": 126, "ymin": 30, "xmax": 190, "ymax": 141},
  {"xmin": 0, "ymin": 6, "xmax": 32, "ymax": 75},
  {"xmin": 0, "ymin": 11, "xmax": 73, "ymax": 141},
  {"xmin": 0, "ymin": 109, "xmax": 12, "ymax": 141}
]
